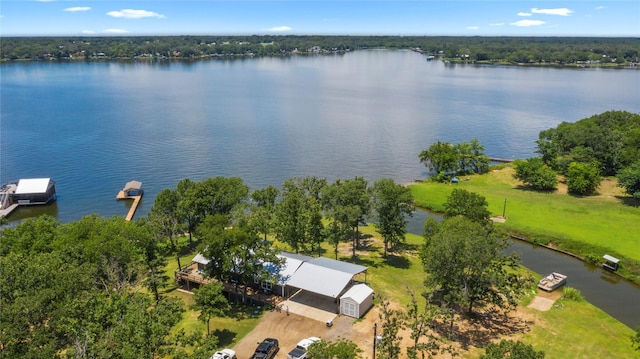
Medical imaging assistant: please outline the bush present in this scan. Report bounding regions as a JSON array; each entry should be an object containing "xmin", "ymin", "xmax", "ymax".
[
  {"xmin": 480, "ymin": 340, "xmax": 545, "ymax": 359},
  {"xmin": 562, "ymin": 287, "xmax": 584, "ymax": 302},
  {"xmin": 513, "ymin": 158, "xmax": 557, "ymax": 191},
  {"xmin": 618, "ymin": 160, "xmax": 640, "ymax": 199},
  {"xmin": 566, "ymin": 162, "xmax": 601, "ymax": 195}
]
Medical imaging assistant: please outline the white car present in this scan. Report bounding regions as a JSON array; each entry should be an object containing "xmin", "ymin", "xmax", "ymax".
[
  {"xmin": 210, "ymin": 349, "xmax": 237, "ymax": 359},
  {"xmin": 287, "ymin": 337, "xmax": 321, "ymax": 359}
]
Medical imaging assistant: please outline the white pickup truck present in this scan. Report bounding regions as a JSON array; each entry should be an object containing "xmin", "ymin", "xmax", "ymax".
[{"xmin": 286, "ymin": 337, "xmax": 321, "ymax": 359}]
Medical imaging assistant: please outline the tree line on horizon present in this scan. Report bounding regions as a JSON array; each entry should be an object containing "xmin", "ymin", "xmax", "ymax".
[{"xmin": 1, "ymin": 35, "xmax": 638, "ymax": 65}]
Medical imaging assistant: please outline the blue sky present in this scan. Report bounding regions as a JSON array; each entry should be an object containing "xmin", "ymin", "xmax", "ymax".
[{"xmin": 1, "ymin": 1, "xmax": 638, "ymax": 37}]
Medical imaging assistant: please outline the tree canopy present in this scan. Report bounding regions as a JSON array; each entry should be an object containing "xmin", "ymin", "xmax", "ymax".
[
  {"xmin": 421, "ymin": 216, "xmax": 525, "ymax": 315},
  {"xmin": 419, "ymin": 138, "xmax": 490, "ymax": 181},
  {"xmin": 536, "ymin": 110, "xmax": 640, "ymax": 177},
  {"xmin": 371, "ymin": 178, "xmax": 415, "ymax": 257}
]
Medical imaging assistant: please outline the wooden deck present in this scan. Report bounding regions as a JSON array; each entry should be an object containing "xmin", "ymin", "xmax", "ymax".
[
  {"xmin": 0, "ymin": 183, "xmax": 18, "ymax": 219},
  {"xmin": 116, "ymin": 181, "xmax": 143, "ymax": 221},
  {"xmin": 0, "ymin": 203, "xmax": 19, "ymax": 219}
]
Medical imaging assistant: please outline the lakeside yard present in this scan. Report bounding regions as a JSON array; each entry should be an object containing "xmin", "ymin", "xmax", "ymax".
[
  {"xmin": 163, "ymin": 222, "xmax": 638, "ymax": 358},
  {"xmin": 410, "ymin": 166, "xmax": 640, "ymax": 281}
]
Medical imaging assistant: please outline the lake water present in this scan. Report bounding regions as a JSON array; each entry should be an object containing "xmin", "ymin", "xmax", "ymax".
[
  {"xmin": 2, "ymin": 50, "xmax": 640, "ymax": 327},
  {"xmin": 2, "ymin": 51, "xmax": 639, "ymax": 222}
]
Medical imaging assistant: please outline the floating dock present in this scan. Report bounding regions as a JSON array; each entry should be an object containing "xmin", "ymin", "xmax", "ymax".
[{"xmin": 116, "ymin": 180, "xmax": 143, "ymax": 221}]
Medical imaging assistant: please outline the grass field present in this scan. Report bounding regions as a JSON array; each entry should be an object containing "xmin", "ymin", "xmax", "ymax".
[{"xmin": 410, "ymin": 167, "xmax": 640, "ymax": 280}]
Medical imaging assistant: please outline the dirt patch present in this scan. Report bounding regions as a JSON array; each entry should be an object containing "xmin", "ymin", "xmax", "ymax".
[
  {"xmin": 527, "ymin": 296, "xmax": 555, "ymax": 311},
  {"xmin": 232, "ymin": 310, "xmax": 362, "ymax": 358}
]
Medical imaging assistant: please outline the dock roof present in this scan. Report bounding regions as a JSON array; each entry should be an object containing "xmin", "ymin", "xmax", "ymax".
[
  {"xmin": 15, "ymin": 178, "xmax": 52, "ymax": 194},
  {"xmin": 124, "ymin": 180, "xmax": 142, "ymax": 191}
]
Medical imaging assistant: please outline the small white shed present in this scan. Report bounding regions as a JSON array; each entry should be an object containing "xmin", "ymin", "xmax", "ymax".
[{"xmin": 340, "ymin": 283, "xmax": 374, "ymax": 318}]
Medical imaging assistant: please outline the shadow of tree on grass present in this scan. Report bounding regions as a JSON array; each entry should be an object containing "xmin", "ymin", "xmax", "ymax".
[{"xmin": 434, "ymin": 308, "xmax": 531, "ymax": 350}]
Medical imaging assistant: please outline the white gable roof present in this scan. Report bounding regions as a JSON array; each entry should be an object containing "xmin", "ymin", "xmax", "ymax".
[
  {"xmin": 310, "ymin": 257, "xmax": 367, "ymax": 275},
  {"xmin": 274, "ymin": 254, "xmax": 305, "ymax": 285},
  {"xmin": 340, "ymin": 283, "xmax": 374, "ymax": 303},
  {"xmin": 15, "ymin": 178, "xmax": 51, "ymax": 194},
  {"xmin": 286, "ymin": 262, "xmax": 354, "ymax": 298},
  {"xmin": 192, "ymin": 253, "xmax": 210, "ymax": 265}
]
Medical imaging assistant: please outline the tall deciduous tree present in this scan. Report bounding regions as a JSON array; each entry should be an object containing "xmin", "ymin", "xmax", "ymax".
[
  {"xmin": 322, "ymin": 177, "xmax": 370, "ymax": 258},
  {"xmin": 249, "ymin": 185, "xmax": 280, "ymax": 241},
  {"xmin": 421, "ymin": 216, "xmax": 525, "ymax": 316},
  {"xmin": 275, "ymin": 177, "xmax": 326, "ymax": 254},
  {"xmin": 377, "ymin": 299, "xmax": 404, "ymax": 359},
  {"xmin": 443, "ymin": 188, "xmax": 491, "ymax": 224},
  {"xmin": 149, "ymin": 188, "xmax": 185, "ymax": 270},
  {"xmin": 419, "ymin": 141, "xmax": 458, "ymax": 175},
  {"xmin": 371, "ymin": 178, "xmax": 414, "ymax": 258},
  {"xmin": 191, "ymin": 282, "xmax": 231, "ymax": 335}
]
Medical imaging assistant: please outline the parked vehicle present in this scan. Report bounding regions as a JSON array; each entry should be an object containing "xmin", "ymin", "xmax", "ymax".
[
  {"xmin": 287, "ymin": 337, "xmax": 321, "ymax": 359},
  {"xmin": 538, "ymin": 272, "xmax": 567, "ymax": 291},
  {"xmin": 251, "ymin": 338, "xmax": 279, "ymax": 359},
  {"xmin": 210, "ymin": 349, "xmax": 237, "ymax": 359}
]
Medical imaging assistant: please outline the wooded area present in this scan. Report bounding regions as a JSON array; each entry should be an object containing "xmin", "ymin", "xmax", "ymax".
[{"xmin": 1, "ymin": 35, "xmax": 639, "ymax": 66}]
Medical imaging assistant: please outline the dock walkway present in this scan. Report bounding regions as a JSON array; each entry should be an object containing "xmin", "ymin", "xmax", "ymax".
[
  {"xmin": 0, "ymin": 183, "xmax": 18, "ymax": 219},
  {"xmin": 116, "ymin": 180, "xmax": 143, "ymax": 221}
]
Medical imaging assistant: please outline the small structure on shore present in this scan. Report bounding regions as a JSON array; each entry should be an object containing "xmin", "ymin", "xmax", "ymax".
[
  {"xmin": 116, "ymin": 180, "xmax": 143, "ymax": 221},
  {"xmin": 602, "ymin": 254, "xmax": 620, "ymax": 272}
]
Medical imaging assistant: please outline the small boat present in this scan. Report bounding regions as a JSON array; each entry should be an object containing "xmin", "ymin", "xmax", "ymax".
[{"xmin": 538, "ymin": 272, "xmax": 567, "ymax": 291}]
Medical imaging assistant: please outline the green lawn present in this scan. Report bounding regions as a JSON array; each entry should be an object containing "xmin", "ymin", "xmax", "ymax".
[
  {"xmin": 162, "ymin": 252, "xmax": 263, "ymax": 350},
  {"xmin": 410, "ymin": 167, "xmax": 640, "ymax": 266},
  {"xmin": 161, "ymin": 218, "xmax": 638, "ymax": 358}
]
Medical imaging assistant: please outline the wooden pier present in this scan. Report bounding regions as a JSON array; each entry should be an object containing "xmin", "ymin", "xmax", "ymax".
[
  {"xmin": 0, "ymin": 183, "xmax": 18, "ymax": 219},
  {"xmin": 489, "ymin": 157, "xmax": 515, "ymax": 163},
  {"xmin": 116, "ymin": 180, "xmax": 143, "ymax": 221}
]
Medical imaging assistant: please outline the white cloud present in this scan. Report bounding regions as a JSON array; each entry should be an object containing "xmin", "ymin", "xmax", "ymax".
[
  {"xmin": 64, "ymin": 7, "xmax": 91, "ymax": 12},
  {"xmin": 103, "ymin": 28, "xmax": 129, "ymax": 34},
  {"xmin": 595, "ymin": 6, "xmax": 606, "ymax": 10},
  {"xmin": 82, "ymin": 30, "xmax": 96, "ymax": 34},
  {"xmin": 490, "ymin": 23, "xmax": 505, "ymax": 27},
  {"xmin": 467, "ymin": 26, "xmax": 479, "ymax": 30},
  {"xmin": 511, "ymin": 20, "xmax": 546, "ymax": 27},
  {"xmin": 518, "ymin": 12, "xmax": 532, "ymax": 17},
  {"xmin": 268, "ymin": 26, "xmax": 292, "ymax": 32},
  {"xmin": 531, "ymin": 8, "xmax": 573, "ymax": 16},
  {"xmin": 107, "ymin": 9, "xmax": 166, "ymax": 19}
]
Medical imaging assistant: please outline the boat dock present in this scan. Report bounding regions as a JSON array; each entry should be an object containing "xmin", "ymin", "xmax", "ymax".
[
  {"xmin": 116, "ymin": 180, "xmax": 143, "ymax": 221},
  {"xmin": 0, "ymin": 183, "xmax": 18, "ymax": 219},
  {"xmin": 489, "ymin": 157, "xmax": 515, "ymax": 163}
]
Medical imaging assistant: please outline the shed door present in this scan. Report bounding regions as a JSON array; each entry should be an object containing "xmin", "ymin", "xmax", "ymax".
[{"xmin": 343, "ymin": 300, "xmax": 357, "ymax": 317}]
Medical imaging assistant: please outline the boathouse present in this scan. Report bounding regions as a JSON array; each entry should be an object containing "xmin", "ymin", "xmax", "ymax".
[
  {"xmin": 122, "ymin": 180, "xmax": 143, "ymax": 197},
  {"xmin": 602, "ymin": 254, "xmax": 620, "ymax": 272},
  {"xmin": 13, "ymin": 178, "xmax": 56, "ymax": 205}
]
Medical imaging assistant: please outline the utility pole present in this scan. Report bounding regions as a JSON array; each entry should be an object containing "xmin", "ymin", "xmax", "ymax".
[
  {"xmin": 373, "ymin": 323, "xmax": 377, "ymax": 359},
  {"xmin": 502, "ymin": 198, "xmax": 507, "ymax": 218}
]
